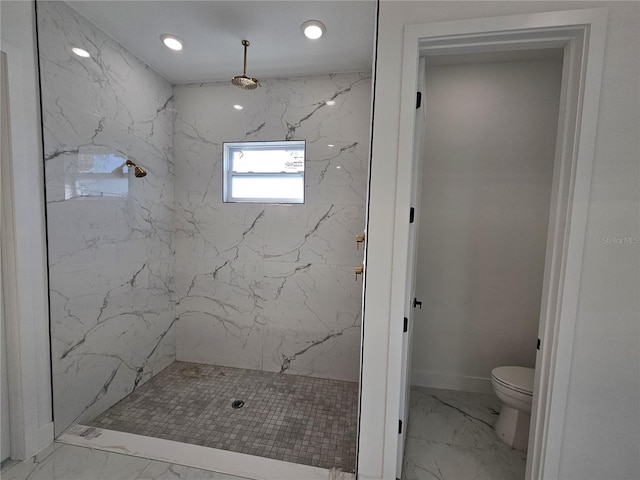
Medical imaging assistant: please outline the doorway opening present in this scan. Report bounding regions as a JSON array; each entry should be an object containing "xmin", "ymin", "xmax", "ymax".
[
  {"xmin": 402, "ymin": 48, "xmax": 564, "ymax": 479},
  {"xmin": 359, "ymin": 9, "xmax": 608, "ymax": 480}
]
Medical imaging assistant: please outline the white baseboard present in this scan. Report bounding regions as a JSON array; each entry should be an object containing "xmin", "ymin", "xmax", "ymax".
[{"xmin": 411, "ymin": 369, "xmax": 493, "ymax": 394}]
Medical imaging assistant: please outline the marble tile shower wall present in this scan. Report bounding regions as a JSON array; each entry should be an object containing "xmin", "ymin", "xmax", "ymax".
[
  {"xmin": 173, "ymin": 74, "xmax": 371, "ymax": 381},
  {"xmin": 37, "ymin": 1, "xmax": 176, "ymax": 435}
]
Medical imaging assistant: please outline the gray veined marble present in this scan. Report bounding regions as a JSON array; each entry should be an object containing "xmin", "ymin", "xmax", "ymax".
[
  {"xmin": 1, "ymin": 443, "xmax": 249, "ymax": 480},
  {"xmin": 263, "ymin": 204, "xmax": 365, "ymax": 265},
  {"xmin": 173, "ymin": 73, "xmax": 370, "ymax": 382},
  {"xmin": 38, "ymin": 1, "xmax": 176, "ymax": 435},
  {"xmin": 402, "ymin": 387, "xmax": 527, "ymax": 480}
]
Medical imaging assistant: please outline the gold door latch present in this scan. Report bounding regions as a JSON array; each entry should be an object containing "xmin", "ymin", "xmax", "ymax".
[
  {"xmin": 356, "ymin": 233, "xmax": 365, "ymax": 249},
  {"xmin": 355, "ymin": 265, "xmax": 364, "ymax": 280}
]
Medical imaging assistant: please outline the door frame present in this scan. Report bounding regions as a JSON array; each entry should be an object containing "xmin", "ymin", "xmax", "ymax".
[
  {"xmin": 0, "ymin": 1, "xmax": 54, "ymax": 460},
  {"xmin": 361, "ymin": 8, "xmax": 607, "ymax": 480},
  {"xmin": 395, "ymin": 55, "xmax": 427, "ymax": 479},
  {"xmin": 1, "ymin": 50, "xmax": 14, "ymax": 464}
]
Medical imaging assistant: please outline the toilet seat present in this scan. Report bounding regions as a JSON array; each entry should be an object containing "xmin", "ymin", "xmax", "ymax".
[{"xmin": 491, "ymin": 366, "xmax": 534, "ymax": 396}]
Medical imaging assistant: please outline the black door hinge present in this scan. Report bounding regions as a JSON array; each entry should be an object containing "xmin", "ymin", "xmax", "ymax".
[
  {"xmin": 413, "ymin": 298, "xmax": 422, "ymax": 309},
  {"xmin": 403, "ymin": 317, "xmax": 408, "ymax": 333},
  {"xmin": 537, "ymin": 338, "xmax": 541, "ymax": 350},
  {"xmin": 409, "ymin": 207, "xmax": 415, "ymax": 223},
  {"xmin": 398, "ymin": 419, "xmax": 403, "ymax": 434},
  {"xmin": 416, "ymin": 91, "xmax": 422, "ymax": 109}
]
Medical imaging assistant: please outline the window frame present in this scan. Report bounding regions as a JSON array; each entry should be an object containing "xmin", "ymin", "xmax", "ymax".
[{"xmin": 222, "ymin": 140, "xmax": 306, "ymax": 204}]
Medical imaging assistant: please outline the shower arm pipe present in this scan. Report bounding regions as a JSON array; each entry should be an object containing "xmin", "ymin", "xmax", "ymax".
[{"xmin": 242, "ymin": 39, "xmax": 249, "ymax": 75}]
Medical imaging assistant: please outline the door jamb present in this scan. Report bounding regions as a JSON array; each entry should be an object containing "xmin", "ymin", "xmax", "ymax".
[
  {"xmin": 382, "ymin": 9, "xmax": 607, "ymax": 480},
  {"xmin": 0, "ymin": 13, "xmax": 54, "ymax": 459}
]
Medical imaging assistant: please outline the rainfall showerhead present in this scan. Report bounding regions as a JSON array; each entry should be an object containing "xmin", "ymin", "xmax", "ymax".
[
  {"xmin": 231, "ymin": 40, "xmax": 260, "ymax": 90},
  {"xmin": 125, "ymin": 159, "xmax": 147, "ymax": 178},
  {"xmin": 232, "ymin": 75, "xmax": 260, "ymax": 90}
]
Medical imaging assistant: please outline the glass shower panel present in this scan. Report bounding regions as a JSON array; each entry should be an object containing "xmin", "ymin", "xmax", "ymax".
[{"xmin": 36, "ymin": 0, "xmax": 176, "ymax": 435}]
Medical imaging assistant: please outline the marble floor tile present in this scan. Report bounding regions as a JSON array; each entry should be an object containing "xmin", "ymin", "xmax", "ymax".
[
  {"xmin": 406, "ymin": 386, "xmax": 502, "ymax": 450},
  {"xmin": 403, "ymin": 438, "xmax": 527, "ymax": 480},
  {"xmin": 403, "ymin": 386, "xmax": 527, "ymax": 480},
  {"xmin": 137, "ymin": 460, "xmax": 252, "ymax": 480},
  {"xmin": 3, "ymin": 386, "xmax": 526, "ymax": 480},
  {"xmin": 1, "ymin": 443, "xmax": 249, "ymax": 480}
]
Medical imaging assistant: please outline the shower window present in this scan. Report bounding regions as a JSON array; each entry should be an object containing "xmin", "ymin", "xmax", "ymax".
[{"xmin": 223, "ymin": 140, "xmax": 305, "ymax": 203}]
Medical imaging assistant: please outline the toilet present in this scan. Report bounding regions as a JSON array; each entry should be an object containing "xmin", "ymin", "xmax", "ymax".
[{"xmin": 491, "ymin": 366, "xmax": 534, "ymax": 451}]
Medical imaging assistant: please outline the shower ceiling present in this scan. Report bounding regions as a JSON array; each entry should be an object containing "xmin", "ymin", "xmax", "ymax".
[{"xmin": 66, "ymin": 0, "xmax": 376, "ymax": 85}]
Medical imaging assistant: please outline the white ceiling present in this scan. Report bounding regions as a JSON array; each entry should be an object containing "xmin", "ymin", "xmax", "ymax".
[{"xmin": 66, "ymin": 1, "xmax": 377, "ymax": 85}]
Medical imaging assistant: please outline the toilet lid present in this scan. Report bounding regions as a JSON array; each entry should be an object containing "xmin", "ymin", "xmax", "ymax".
[{"xmin": 491, "ymin": 366, "xmax": 534, "ymax": 395}]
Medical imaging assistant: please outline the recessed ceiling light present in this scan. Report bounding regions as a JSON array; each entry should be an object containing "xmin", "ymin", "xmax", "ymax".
[
  {"xmin": 328, "ymin": 144, "xmax": 335, "ymax": 147},
  {"xmin": 326, "ymin": 100, "xmax": 336, "ymax": 106},
  {"xmin": 233, "ymin": 104, "xmax": 243, "ymax": 110},
  {"xmin": 160, "ymin": 34, "xmax": 183, "ymax": 51},
  {"xmin": 301, "ymin": 20, "xmax": 326, "ymax": 40},
  {"xmin": 71, "ymin": 47, "xmax": 90, "ymax": 58}
]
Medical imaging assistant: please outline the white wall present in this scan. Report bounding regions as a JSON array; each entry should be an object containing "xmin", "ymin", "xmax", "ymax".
[
  {"xmin": 361, "ymin": 2, "xmax": 639, "ymax": 480},
  {"xmin": 411, "ymin": 57, "xmax": 563, "ymax": 393},
  {"xmin": 0, "ymin": 0, "xmax": 54, "ymax": 459}
]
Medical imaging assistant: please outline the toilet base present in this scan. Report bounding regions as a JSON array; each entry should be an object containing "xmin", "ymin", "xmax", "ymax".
[{"xmin": 494, "ymin": 404, "xmax": 530, "ymax": 451}]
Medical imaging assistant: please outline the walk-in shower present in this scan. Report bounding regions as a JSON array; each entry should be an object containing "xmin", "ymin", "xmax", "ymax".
[{"xmin": 37, "ymin": 1, "xmax": 375, "ymax": 476}]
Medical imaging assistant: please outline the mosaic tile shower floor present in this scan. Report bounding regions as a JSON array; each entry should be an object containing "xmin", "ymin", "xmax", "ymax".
[{"xmin": 88, "ymin": 362, "xmax": 358, "ymax": 472}]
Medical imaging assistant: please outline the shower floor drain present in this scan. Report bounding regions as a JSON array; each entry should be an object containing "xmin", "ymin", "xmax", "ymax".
[{"xmin": 231, "ymin": 400, "xmax": 245, "ymax": 409}]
